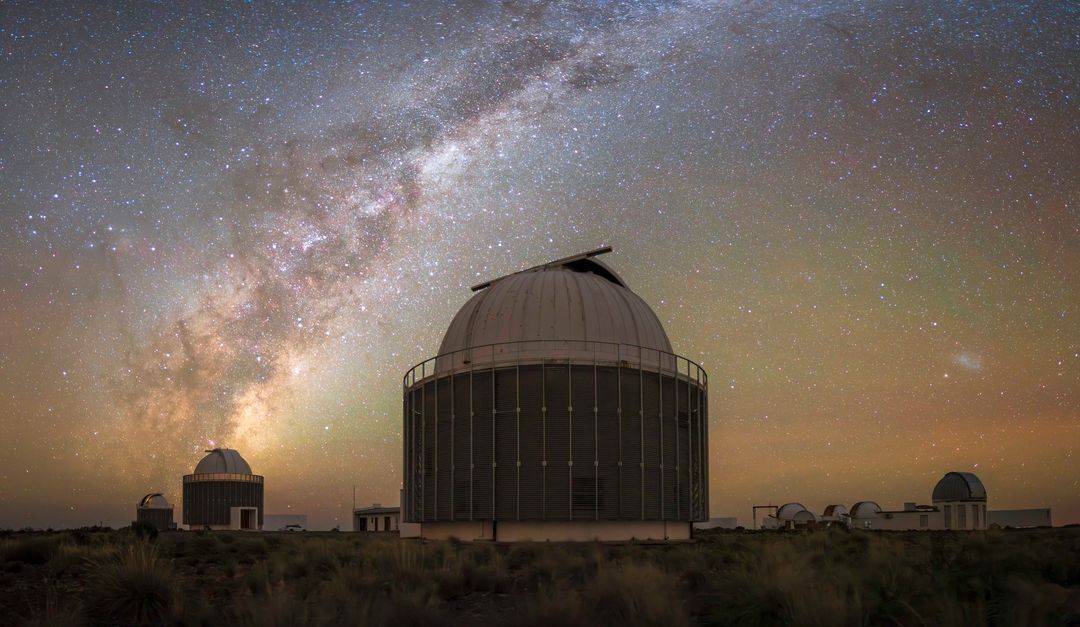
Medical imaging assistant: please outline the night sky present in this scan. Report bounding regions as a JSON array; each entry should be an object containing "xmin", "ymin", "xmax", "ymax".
[{"xmin": 1, "ymin": 1, "xmax": 1076, "ymax": 530}]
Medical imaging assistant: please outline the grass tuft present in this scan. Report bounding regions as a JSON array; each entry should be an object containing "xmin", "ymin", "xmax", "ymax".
[{"xmin": 83, "ymin": 542, "xmax": 177, "ymax": 625}]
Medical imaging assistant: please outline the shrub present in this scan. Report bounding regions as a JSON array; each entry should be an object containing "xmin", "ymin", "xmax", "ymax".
[
  {"xmin": 585, "ymin": 560, "xmax": 689, "ymax": 627},
  {"xmin": 131, "ymin": 521, "xmax": 159, "ymax": 542},
  {"xmin": 83, "ymin": 542, "xmax": 177, "ymax": 625}
]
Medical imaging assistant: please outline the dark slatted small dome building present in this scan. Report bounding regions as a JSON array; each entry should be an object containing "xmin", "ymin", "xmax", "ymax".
[
  {"xmin": 932, "ymin": 471, "xmax": 987, "ymax": 530},
  {"xmin": 182, "ymin": 448, "xmax": 264, "ymax": 530},
  {"xmin": 135, "ymin": 493, "xmax": 175, "ymax": 531},
  {"xmin": 402, "ymin": 247, "xmax": 709, "ymax": 541}
]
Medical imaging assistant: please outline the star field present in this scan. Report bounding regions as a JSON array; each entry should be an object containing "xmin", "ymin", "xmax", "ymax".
[{"xmin": 0, "ymin": 1, "xmax": 1076, "ymax": 528}]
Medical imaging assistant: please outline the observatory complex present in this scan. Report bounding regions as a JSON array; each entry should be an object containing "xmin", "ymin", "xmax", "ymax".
[
  {"xmin": 182, "ymin": 448, "xmax": 264, "ymax": 530},
  {"xmin": 402, "ymin": 247, "xmax": 709, "ymax": 541},
  {"xmin": 761, "ymin": 471, "xmax": 1051, "ymax": 530}
]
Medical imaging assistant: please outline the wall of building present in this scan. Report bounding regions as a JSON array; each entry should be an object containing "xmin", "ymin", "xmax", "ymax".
[
  {"xmin": 987, "ymin": 508, "xmax": 1052, "ymax": 528},
  {"xmin": 135, "ymin": 508, "xmax": 174, "ymax": 531},
  {"xmin": 938, "ymin": 501, "xmax": 987, "ymax": 530},
  {"xmin": 858, "ymin": 510, "xmax": 942, "ymax": 531},
  {"xmin": 182, "ymin": 478, "xmax": 264, "ymax": 528},
  {"xmin": 694, "ymin": 517, "xmax": 738, "ymax": 530},
  {"xmin": 353, "ymin": 512, "xmax": 400, "ymax": 532},
  {"xmin": 228, "ymin": 506, "xmax": 261, "ymax": 530},
  {"xmin": 413, "ymin": 520, "xmax": 691, "ymax": 542},
  {"xmin": 403, "ymin": 364, "xmax": 709, "ymax": 526}
]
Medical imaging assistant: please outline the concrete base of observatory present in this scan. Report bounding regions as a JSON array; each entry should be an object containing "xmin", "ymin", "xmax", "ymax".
[{"xmin": 411, "ymin": 520, "xmax": 691, "ymax": 542}]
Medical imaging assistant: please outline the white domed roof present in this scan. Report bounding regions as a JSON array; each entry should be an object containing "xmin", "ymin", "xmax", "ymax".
[
  {"xmin": 194, "ymin": 448, "xmax": 253, "ymax": 475},
  {"xmin": 435, "ymin": 248, "xmax": 673, "ymax": 373},
  {"xmin": 823, "ymin": 504, "xmax": 848, "ymax": 518},
  {"xmin": 139, "ymin": 493, "xmax": 171, "ymax": 509},
  {"xmin": 776, "ymin": 503, "xmax": 808, "ymax": 520},
  {"xmin": 850, "ymin": 501, "xmax": 881, "ymax": 518}
]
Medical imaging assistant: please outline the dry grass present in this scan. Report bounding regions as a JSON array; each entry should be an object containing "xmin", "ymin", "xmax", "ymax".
[
  {"xmin": 0, "ymin": 526, "xmax": 1077, "ymax": 626},
  {"xmin": 83, "ymin": 542, "xmax": 178, "ymax": 625}
]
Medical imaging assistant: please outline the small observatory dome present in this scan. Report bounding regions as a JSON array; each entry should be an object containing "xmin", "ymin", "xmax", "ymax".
[
  {"xmin": 776, "ymin": 503, "xmax": 809, "ymax": 521},
  {"xmin": 849, "ymin": 501, "xmax": 882, "ymax": 518},
  {"xmin": 932, "ymin": 472, "xmax": 987, "ymax": 502},
  {"xmin": 194, "ymin": 448, "xmax": 253, "ymax": 475},
  {"xmin": 139, "ymin": 493, "xmax": 171, "ymax": 509},
  {"xmin": 823, "ymin": 504, "xmax": 848, "ymax": 519},
  {"xmin": 136, "ymin": 493, "xmax": 174, "ymax": 531}
]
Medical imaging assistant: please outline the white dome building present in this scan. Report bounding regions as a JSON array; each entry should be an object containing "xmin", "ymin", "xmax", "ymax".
[
  {"xmin": 849, "ymin": 501, "xmax": 882, "ymax": 528},
  {"xmin": 770, "ymin": 503, "xmax": 818, "ymax": 529},
  {"xmin": 402, "ymin": 248, "xmax": 709, "ymax": 541},
  {"xmin": 933, "ymin": 472, "xmax": 987, "ymax": 530},
  {"xmin": 135, "ymin": 493, "xmax": 175, "ymax": 531},
  {"xmin": 182, "ymin": 448, "xmax": 264, "ymax": 530}
]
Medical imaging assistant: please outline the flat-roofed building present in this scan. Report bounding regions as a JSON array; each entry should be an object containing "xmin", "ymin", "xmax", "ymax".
[
  {"xmin": 354, "ymin": 504, "xmax": 400, "ymax": 532},
  {"xmin": 987, "ymin": 508, "xmax": 1052, "ymax": 529}
]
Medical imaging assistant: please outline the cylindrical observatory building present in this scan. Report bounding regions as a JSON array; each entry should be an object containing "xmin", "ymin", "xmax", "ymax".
[
  {"xmin": 402, "ymin": 247, "xmax": 709, "ymax": 541},
  {"xmin": 135, "ymin": 493, "xmax": 175, "ymax": 531},
  {"xmin": 182, "ymin": 448, "xmax": 264, "ymax": 530}
]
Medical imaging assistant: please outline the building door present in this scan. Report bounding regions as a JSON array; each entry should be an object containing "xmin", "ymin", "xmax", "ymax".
[
  {"xmin": 359, "ymin": 517, "xmax": 367, "ymax": 531},
  {"xmin": 385, "ymin": 516, "xmax": 391, "ymax": 531},
  {"xmin": 240, "ymin": 509, "xmax": 254, "ymax": 530}
]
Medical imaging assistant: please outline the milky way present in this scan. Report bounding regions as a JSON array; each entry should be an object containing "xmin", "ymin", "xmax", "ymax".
[{"xmin": 1, "ymin": 1, "xmax": 1077, "ymax": 528}]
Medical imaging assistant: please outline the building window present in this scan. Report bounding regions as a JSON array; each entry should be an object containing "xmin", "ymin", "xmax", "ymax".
[
  {"xmin": 920, "ymin": 514, "xmax": 928, "ymax": 528},
  {"xmin": 943, "ymin": 505, "xmax": 951, "ymax": 529},
  {"xmin": 958, "ymin": 504, "xmax": 967, "ymax": 529},
  {"xmin": 971, "ymin": 504, "xmax": 979, "ymax": 529},
  {"xmin": 385, "ymin": 515, "xmax": 391, "ymax": 531}
]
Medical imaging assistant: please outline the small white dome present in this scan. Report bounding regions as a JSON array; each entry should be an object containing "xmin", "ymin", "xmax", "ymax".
[
  {"xmin": 823, "ymin": 504, "xmax": 848, "ymax": 518},
  {"xmin": 850, "ymin": 501, "xmax": 881, "ymax": 518},
  {"xmin": 194, "ymin": 448, "xmax": 253, "ymax": 475},
  {"xmin": 776, "ymin": 503, "xmax": 808, "ymax": 521},
  {"xmin": 139, "ymin": 493, "xmax": 171, "ymax": 509}
]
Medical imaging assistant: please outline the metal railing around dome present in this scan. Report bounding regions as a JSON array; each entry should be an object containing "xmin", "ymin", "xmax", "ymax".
[
  {"xmin": 182, "ymin": 473, "xmax": 264, "ymax": 484},
  {"xmin": 403, "ymin": 339, "xmax": 708, "ymax": 389}
]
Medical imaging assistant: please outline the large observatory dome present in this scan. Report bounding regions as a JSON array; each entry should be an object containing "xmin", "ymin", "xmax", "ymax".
[
  {"xmin": 194, "ymin": 448, "xmax": 253, "ymax": 475},
  {"xmin": 432, "ymin": 249, "xmax": 674, "ymax": 374},
  {"xmin": 403, "ymin": 247, "xmax": 710, "ymax": 543},
  {"xmin": 439, "ymin": 255, "xmax": 672, "ymax": 355}
]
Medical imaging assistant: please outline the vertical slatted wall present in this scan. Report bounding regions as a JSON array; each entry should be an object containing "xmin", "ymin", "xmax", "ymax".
[{"xmin": 405, "ymin": 362, "xmax": 707, "ymax": 522}]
